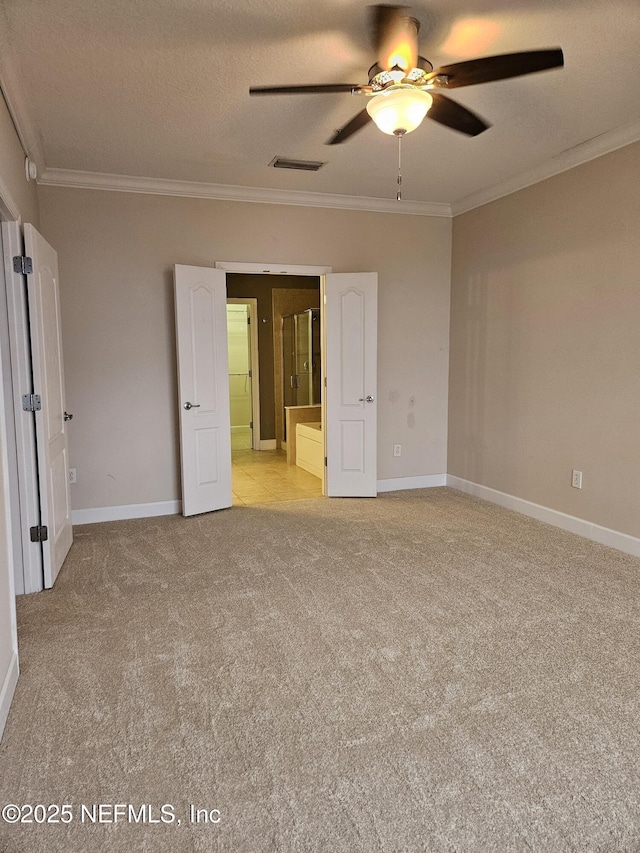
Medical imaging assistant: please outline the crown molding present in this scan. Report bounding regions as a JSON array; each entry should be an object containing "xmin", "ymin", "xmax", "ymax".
[
  {"xmin": 34, "ymin": 119, "xmax": 640, "ymax": 219},
  {"xmin": 37, "ymin": 168, "xmax": 452, "ymax": 217},
  {"xmin": 451, "ymin": 119, "xmax": 640, "ymax": 216}
]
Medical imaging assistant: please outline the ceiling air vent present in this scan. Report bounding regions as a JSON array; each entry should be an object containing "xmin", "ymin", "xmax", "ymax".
[{"xmin": 269, "ymin": 157, "xmax": 326, "ymax": 172}]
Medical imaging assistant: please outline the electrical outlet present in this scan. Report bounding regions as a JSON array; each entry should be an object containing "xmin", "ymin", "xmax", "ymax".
[
  {"xmin": 69, "ymin": 468, "xmax": 77, "ymax": 484},
  {"xmin": 393, "ymin": 444, "xmax": 402, "ymax": 457},
  {"xmin": 571, "ymin": 469, "xmax": 582, "ymax": 489}
]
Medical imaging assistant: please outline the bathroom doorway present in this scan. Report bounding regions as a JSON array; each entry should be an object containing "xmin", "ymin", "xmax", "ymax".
[
  {"xmin": 176, "ymin": 264, "xmax": 378, "ymax": 513},
  {"xmin": 224, "ymin": 271, "xmax": 324, "ymax": 506}
]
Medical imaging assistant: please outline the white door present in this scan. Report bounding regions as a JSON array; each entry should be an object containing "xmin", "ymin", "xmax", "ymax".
[
  {"xmin": 2, "ymin": 220, "xmax": 43, "ymax": 595},
  {"xmin": 175, "ymin": 265, "xmax": 232, "ymax": 516},
  {"xmin": 24, "ymin": 224, "xmax": 73, "ymax": 588},
  {"xmin": 324, "ymin": 272, "xmax": 378, "ymax": 497}
]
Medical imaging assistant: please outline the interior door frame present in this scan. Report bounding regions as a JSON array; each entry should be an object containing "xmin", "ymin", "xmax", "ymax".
[
  {"xmin": 227, "ymin": 297, "xmax": 261, "ymax": 451},
  {"xmin": 215, "ymin": 262, "xmax": 332, "ymax": 278},
  {"xmin": 216, "ymin": 262, "xmax": 379, "ymax": 499}
]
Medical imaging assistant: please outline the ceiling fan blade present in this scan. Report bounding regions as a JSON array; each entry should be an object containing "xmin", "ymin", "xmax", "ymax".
[
  {"xmin": 428, "ymin": 93, "xmax": 490, "ymax": 136},
  {"xmin": 370, "ymin": 4, "xmax": 418, "ymax": 71},
  {"xmin": 327, "ymin": 109, "xmax": 372, "ymax": 145},
  {"xmin": 430, "ymin": 48, "xmax": 564, "ymax": 88},
  {"xmin": 250, "ymin": 84, "xmax": 365, "ymax": 96}
]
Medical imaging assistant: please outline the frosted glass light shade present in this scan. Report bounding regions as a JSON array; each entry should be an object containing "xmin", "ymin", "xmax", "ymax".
[{"xmin": 366, "ymin": 87, "xmax": 433, "ymax": 135}]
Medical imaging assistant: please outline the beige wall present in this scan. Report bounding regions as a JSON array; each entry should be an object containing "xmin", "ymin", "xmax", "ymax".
[
  {"xmin": 0, "ymin": 97, "xmax": 39, "ymax": 225},
  {"xmin": 449, "ymin": 141, "xmax": 640, "ymax": 539},
  {"xmin": 37, "ymin": 187, "xmax": 452, "ymax": 511},
  {"xmin": 0, "ymin": 96, "xmax": 38, "ymax": 735}
]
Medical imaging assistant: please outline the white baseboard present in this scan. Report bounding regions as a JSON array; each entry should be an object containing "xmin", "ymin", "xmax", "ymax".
[
  {"xmin": 72, "ymin": 477, "xmax": 446, "ymax": 522},
  {"xmin": 72, "ymin": 500, "xmax": 182, "ymax": 525},
  {"xmin": 447, "ymin": 475, "xmax": 640, "ymax": 558},
  {"xmin": 0, "ymin": 650, "xmax": 19, "ymax": 742},
  {"xmin": 69, "ymin": 476, "xmax": 640, "ymax": 558},
  {"xmin": 260, "ymin": 440, "xmax": 277, "ymax": 450},
  {"xmin": 377, "ymin": 474, "xmax": 447, "ymax": 493}
]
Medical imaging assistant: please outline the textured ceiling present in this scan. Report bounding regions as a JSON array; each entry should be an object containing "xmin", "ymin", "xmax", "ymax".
[{"xmin": 1, "ymin": 0, "xmax": 639, "ymax": 208}]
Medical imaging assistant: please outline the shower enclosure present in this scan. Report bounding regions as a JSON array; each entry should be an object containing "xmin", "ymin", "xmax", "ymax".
[{"xmin": 282, "ymin": 309, "xmax": 321, "ymax": 439}]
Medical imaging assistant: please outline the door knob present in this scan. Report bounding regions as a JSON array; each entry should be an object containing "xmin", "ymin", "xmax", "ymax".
[
  {"xmin": 64, "ymin": 411, "xmax": 73, "ymax": 421},
  {"xmin": 358, "ymin": 395, "xmax": 375, "ymax": 403},
  {"xmin": 183, "ymin": 402, "xmax": 201, "ymax": 410}
]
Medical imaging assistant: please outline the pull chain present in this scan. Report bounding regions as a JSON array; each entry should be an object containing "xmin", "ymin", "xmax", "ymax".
[{"xmin": 396, "ymin": 131, "xmax": 403, "ymax": 201}]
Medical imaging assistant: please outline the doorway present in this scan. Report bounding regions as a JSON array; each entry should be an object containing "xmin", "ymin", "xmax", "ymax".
[
  {"xmin": 175, "ymin": 264, "xmax": 378, "ymax": 515},
  {"xmin": 226, "ymin": 277, "xmax": 324, "ymax": 506}
]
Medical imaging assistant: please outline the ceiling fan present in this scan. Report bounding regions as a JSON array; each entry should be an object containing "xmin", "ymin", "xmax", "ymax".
[{"xmin": 250, "ymin": 4, "xmax": 564, "ymax": 145}]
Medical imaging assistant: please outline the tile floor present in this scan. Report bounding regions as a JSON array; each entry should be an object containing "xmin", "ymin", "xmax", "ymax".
[
  {"xmin": 232, "ymin": 448, "xmax": 323, "ymax": 505},
  {"xmin": 231, "ymin": 425, "xmax": 323, "ymax": 505}
]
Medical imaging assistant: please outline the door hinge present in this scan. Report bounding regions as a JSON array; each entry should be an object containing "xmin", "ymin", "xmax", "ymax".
[
  {"xmin": 249, "ymin": 420, "xmax": 253, "ymax": 429},
  {"xmin": 22, "ymin": 393, "xmax": 42, "ymax": 412},
  {"xmin": 13, "ymin": 255, "xmax": 33, "ymax": 275},
  {"xmin": 324, "ymin": 456, "xmax": 327, "ymax": 467},
  {"xmin": 248, "ymin": 369, "xmax": 252, "ymax": 378},
  {"xmin": 30, "ymin": 525, "xmax": 48, "ymax": 543}
]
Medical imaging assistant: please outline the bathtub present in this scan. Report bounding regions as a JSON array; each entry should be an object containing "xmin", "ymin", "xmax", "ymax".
[{"xmin": 295, "ymin": 421, "xmax": 323, "ymax": 480}]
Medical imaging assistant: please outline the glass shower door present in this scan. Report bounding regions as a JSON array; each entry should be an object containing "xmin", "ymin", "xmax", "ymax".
[
  {"xmin": 282, "ymin": 309, "xmax": 321, "ymax": 441},
  {"xmin": 295, "ymin": 311, "xmax": 313, "ymax": 406},
  {"xmin": 283, "ymin": 314, "xmax": 296, "ymax": 410}
]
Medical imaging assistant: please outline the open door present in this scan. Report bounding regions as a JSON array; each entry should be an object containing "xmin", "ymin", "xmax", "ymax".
[
  {"xmin": 24, "ymin": 224, "xmax": 73, "ymax": 588},
  {"xmin": 324, "ymin": 272, "xmax": 378, "ymax": 497},
  {"xmin": 174, "ymin": 265, "xmax": 232, "ymax": 516},
  {"xmin": 2, "ymin": 220, "xmax": 43, "ymax": 595}
]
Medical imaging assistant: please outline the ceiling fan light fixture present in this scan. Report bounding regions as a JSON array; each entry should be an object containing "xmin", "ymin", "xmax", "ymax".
[
  {"xmin": 366, "ymin": 86, "xmax": 433, "ymax": 135},
  {"xmin": 388, "ymin": 65, "xmax": 407, "ymax": 83}
]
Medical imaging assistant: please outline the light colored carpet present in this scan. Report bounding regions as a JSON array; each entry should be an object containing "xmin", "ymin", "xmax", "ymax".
[{"xmin": 1, "ymin": 488, "xmax": 639, "ymax": 852}]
